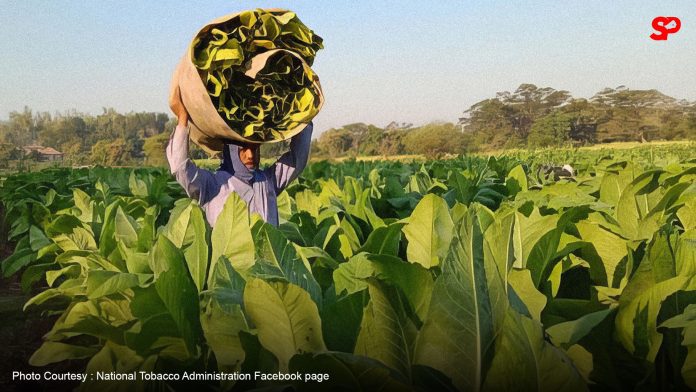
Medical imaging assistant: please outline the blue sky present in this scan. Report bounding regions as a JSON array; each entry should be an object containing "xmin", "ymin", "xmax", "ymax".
[{"xmin": 1, "ymin": 1, "xmax": 694, "ymax": 137}]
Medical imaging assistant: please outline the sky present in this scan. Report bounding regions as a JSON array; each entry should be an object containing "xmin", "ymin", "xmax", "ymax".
[{"xmin": 1, "ymin": 1, "xmax": 695, "ymax": 137}]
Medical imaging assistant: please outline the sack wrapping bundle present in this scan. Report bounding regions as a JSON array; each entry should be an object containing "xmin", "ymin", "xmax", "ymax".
[{"xmin": 170, "ymin": 9, "xmax": 324, "ymax": 154}]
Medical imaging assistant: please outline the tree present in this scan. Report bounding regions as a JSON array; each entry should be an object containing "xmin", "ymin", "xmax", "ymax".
[
  {"xmin": 60, "ymin": 141, "xmax": 85, "ymax": 166},
  {"xmin": 90, "ymin": 138, "xmax": 130, "ymax": 166},
  {"xmin": 309, "ymin": 139, "xmax": 323, "ymax": 157},
  {"xmin": 460, "ymin": 84, "xmax": 571, "ymax": 149},
  {"xmin": 317, "ymin": 128, "xmax": 353, "ymax": 158},
  {"xmin": 459, "ymin": 98, "xmax": 516, "ymax": 149},
  {"xmin": 499, "ymin": 84, "xmax": 572, "ymax": 140},
  {"xmin": 379, "ymin": 130, "xmax": 406, "ymax": 156},
  {"xmin": 527, "ymin": 113, "xmax": 574, "ymax": 147},
  {"xmin": 402, "ymin": 122, "xmax": 466, "ymax": 156},
  {"xmin": 143, "ymin": 133, "xmax": 171, "ymax": 167},
  {"xmin": 7, "ymin": 106, "xmax": 39, "ymax": 146},
  {"xmin": 358, "ymin": 126, "xmax": 386, "ymax": 156},
  {"xmin": 39, "ymin": 116, "xmax": 87, "ymax": 148},
  {"xmin": 558, "ymin": 99, "xmax": 598, "ymax": 144},
  {"xmin": 0, "ymin": 143, "xmax": 18, "ymax": 168}
]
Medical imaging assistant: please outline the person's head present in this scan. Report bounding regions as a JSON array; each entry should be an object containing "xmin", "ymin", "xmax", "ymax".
[{"xmin": 238, "ymin": 142, "xmax": 260, "ymax": 170}]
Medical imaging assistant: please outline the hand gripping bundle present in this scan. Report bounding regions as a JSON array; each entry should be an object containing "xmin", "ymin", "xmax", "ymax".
[{"xmin": 170, "ymin": 9, "xmax": 324, "ymax": 154}]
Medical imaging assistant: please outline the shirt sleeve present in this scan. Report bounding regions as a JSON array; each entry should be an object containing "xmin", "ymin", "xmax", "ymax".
[
  {"xmin": 166, "ymin": 124, "xmax": 216, "ymax": 203},
  {"xmin": 267, "ymin": 122, "xmax": 314, "ymax": 194}
]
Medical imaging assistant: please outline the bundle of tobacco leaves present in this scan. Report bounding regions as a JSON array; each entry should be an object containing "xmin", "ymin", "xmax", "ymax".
[{"xmin": 191, "ymin": 9, "xmax": 323, "ymax": 142}]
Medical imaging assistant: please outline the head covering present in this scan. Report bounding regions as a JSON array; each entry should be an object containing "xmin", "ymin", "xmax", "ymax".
[
  {"xmin": 215, "ymin": 142, "xmax": 275, "ymax": 225},
  {"xmin": 219, "ymin": 143, "xmax": 256, "ymax": 183}
]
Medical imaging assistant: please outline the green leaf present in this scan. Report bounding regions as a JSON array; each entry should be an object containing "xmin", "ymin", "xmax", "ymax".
[
  {"xmin": 163, "ymin": 199, "xmax": 210, "ymax": 293},
  {"xmin": 332, "ymin": 252, "xmax": 433, "ymax": 323},
  {"xmin": 483, "ymin": 207, "xmax": 515, "ymax": 277},
  {"xmin": 414, "ymin": 208, "xmax": 493, "ymax": 392},
  {"xmin": 547, "ymin": 308, "xmax": 614, "ymax": 349},
  {"xmin": 24, "ymin": 287, "xmax": 68, "ymax": 310},
  {"xmin": 251, "ymin": 221, "xmax": 322, "ymax": 306},
  {"xmin": 210, "ymin": 193, "xmax": 254, "ymax": 282},
  {"xmin": 206, "ymin": 256, "xmax": 246, "ymax": 307},
  {"xmin": 660, "ymin": 304, "xmax": 696, "ymax": 343},
  {"xmin": 121, "ymin": 249, "xmax": 150, "ymax": 275},
  {"xmin": 294, "ymin": 245, "xmax": 339, "ymax": 270},
  {"xmin": 508, "ymin": 269, "xmax": 547, "ymax": 321},
  {"xmin": 2, "ymin": 245, "xmax": 35, "ymax": 277},
  {"xmin": 98, "ymin": 200, "xmax": 122, "ymax": 258},
  {"xmin": 599, "ymin": 166, "xmax": 634, "ymax": 206},
  {"xmin": 683, "ymin": 347, "xmax": 696, "ymax": 390},
  {"xmin": 289, "ymin": 351, "xmax": 412, "ymax": 391},
  {"xmin": 660, "ymin": 303, "xmax": 696, "ymax": 389},
  {"xmin": 354, "ymin": 280, "xmax": 416, "ymax": 381},
  {"xmin": 151, "ymin": 236, "xmax": 202, "ymax": 357},
  {"xmin": 295, "ymin": 190, "xmax": 321, "ymax": 220},
  {"xmin": 81, "ymin": 341, "xmax": 155, "ymax": 392},
  {"xmin": 358, "ymin": 222, "xmax": 405, "ymax": 257},
  {"xmin": 483, "ymin": 308, "xmax": 587, "ymax": 392},
  {"xmin": 676, "ymin": 230, "xmax": 696, "ymax": 277},
  {"xmin": 514, "ymin": 207, "xmax": 580, "ymax": 286},
  {"xmin": 21, "ymin": 262, "xmax": 54, "ymax": 292},
  {"xmin": 277, "ymin": 190, "xmax": 293, "ymax": 223},
  {"xmin": 648, "ymin": 229, "xmax": 678, "ymax": 283},
  {"xmin": 370, "ymin": 254, "xmax": 434, "ymax": 323},
  {"xmin": 403, "ymin": 194, "xmax": 453, "ymax": 268},
  {"xmin": 126, "ymin": 287, "xmax": 183, "ymax": 352},
  {"xmin": 200, "ymin": 299, "xmax": 248, "ymax": 372},
  {"xmin": 678, "ymin": 198, "xmax": 696, "ymax": 230},
  {"xmin": 73, "ymin": 188, "xmax": 95, "ymax": 223},
  {"xmin": 321, "ymin": 291, "xmax": 366, "ymax": 352},
  {"xmin": 505, "ymin": 164, "xmax": 528, "ymax": 196},
  {"xmin": 333, "ymin": 253, "xmax": 374, "ymax": 296},
  {"xmin": 482, "ymin": 207, "xmax": 515, "ymax": 332},
  {"xmin": 615, "ymin": 170, "xmax": 665, "ymax": 240},
  {"xmin": 48, "ymin": 300, "xmax": 131, "ymax": 344},
  {"xmin": 243, "ymin": 279, "xmax": 326, "ymax": 371},
  {"xmin": 86, "ymin": 270, "xmax": 149, "ymax": 299},
  {"xmin": 565, "ymin": 344, "xmax": 594, "ymax": 384},
  {"xmin": 53, "ymin": 226, "xmax": 97, "ymax": 252},
  {"xmin": 128, "ymin": 171, "xmax": 149, "ymax": 197},
  {"xmin": 576, "ymin": 221, "xmax": 629, "ymax": 288},
  {"xmin": 29, "ymin": 225, "xmax": 50, "ymax": 251},
  {"xmin": 513, "ymin": 208, "xmax": 559, "ymax": 271},
  {"xmin": 114, "ymin": 206, "xmax": 138, "ymax": 248},
  {"xmin": 29, "ymin": 342, "xmax": 98, "ymax": 366},
  {"xmin": 615, "ymin": 258, "xmax": 690, "ymax": 361}
]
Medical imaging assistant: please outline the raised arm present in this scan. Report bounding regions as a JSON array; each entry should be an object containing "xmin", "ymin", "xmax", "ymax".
[
  {"xmin": 166, "ymin": 86, "xmax": 216, "ymax": 203},
  {"xmin": 267, "ymin": 122, "xmax": 314, "ymax": 193}
]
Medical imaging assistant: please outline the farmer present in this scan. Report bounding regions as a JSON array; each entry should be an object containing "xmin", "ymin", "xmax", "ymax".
[{"xmin": 166, "ymin": 86, "xmax": 313, "ymax": 227}]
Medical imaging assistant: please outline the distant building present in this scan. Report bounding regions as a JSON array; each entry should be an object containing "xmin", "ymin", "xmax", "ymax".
[
  {"xmin": 384, "ymin": 121, "xmax": 413, "ymax": 131},
  {"xmin": 23, "ymin": 145, "xmax": 64, "ymax": 162},
  {"xmin": 457, "ymin": 116, "xmax": 474, "ymax": 133}
]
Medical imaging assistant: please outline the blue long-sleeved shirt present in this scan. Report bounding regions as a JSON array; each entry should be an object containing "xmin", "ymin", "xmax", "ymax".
[{"xmin": 166, "ymin": 123, "xmax": 313, "ymax": 226}]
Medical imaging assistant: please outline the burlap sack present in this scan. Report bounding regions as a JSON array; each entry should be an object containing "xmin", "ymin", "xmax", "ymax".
[{"xmin": 169, "ymin": 10, "xmax": 324, "ymax": 155}]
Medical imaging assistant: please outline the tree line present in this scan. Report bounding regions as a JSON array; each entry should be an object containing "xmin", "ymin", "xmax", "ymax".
[
  {"xmin": 0, "ymin": 107, "xmax": 179, "ymax": 167},
  {"xmin": 313, "ymin": 84, "xmax": 696, "ymax": 158},
  {"xmin": 1, "ymin": 84, "xmax": 695, "ymax": 167}
]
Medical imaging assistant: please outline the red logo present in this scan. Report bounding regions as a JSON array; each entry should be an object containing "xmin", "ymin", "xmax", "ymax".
[{"xmin": 650, "ymin": 16, "xmax": 681, "ymax": 40}]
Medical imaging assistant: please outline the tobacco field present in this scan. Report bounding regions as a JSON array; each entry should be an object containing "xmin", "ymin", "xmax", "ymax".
[{"xmin": 1, "ymin": 144, "xmax": 695, "ymax": 391}]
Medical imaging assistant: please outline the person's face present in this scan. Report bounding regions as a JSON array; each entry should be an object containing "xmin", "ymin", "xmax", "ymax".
[{"xmin": 238, "ymin": 143, "xmax": 260, "ymax": 169}]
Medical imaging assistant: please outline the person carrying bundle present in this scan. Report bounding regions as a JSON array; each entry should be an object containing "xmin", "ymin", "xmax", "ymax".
[
  {"xmin": 165, "ymin": 9, "xmax": 323, "ymax": 227},
  {"xmin": 166, "ymin": 85, "xmax": 313, "ymax": 227}
]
